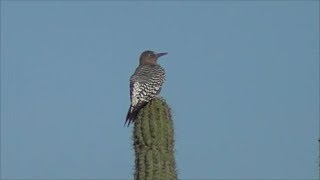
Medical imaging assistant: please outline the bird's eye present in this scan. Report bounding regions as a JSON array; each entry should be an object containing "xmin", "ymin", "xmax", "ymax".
[{"xmin": 149, "ymin": 54, "xmax": 153, "ymax": 57}]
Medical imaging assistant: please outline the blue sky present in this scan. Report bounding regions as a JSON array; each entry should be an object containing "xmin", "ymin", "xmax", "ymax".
[{"xmin": 1, "ymin": 1, "xmax": 319, "ymax": 179}]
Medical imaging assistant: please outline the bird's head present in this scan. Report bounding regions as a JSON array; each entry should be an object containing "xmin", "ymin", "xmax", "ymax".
[{"xmin": 139, "ymin": 50, "xmax": 168, "ymax": 65}]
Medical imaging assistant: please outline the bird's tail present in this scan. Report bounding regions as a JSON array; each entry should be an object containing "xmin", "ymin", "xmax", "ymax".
[
  {"xmin": 125, "ymin": 106, "xmax": 138, "ymax": 127},
  {"xmin": 124, "ymin": 102, "xmax": 149, "ymax": 127}
]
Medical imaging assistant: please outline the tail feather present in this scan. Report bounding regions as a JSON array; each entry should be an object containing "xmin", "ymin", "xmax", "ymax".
[
  {"xmin": 124, "ymin": 102, "xmax": 148, "ymax": 127},
  {"xmin": 125, "ymin": 107, "xmax": 133, "ymax": 127},
  {"xmin": 125, "ymin": 106, "xmax": 139, "ymax": 127}
]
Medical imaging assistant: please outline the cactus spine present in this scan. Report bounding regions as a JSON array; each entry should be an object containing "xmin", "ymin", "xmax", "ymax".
[{"xmin": 133, "ymin": 98, "xmax": 177, "ymax": 180}]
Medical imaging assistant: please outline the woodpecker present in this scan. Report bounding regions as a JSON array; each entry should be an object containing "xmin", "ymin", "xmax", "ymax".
[{"xmin": 125, "ymin": 50, "xmax": 168, "ymax": 127}]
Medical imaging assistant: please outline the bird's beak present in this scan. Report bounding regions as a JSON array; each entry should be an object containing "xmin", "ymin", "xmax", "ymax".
[{"xmin": 156, "ymin": 52, "xmax": 168, "ymax": 58}]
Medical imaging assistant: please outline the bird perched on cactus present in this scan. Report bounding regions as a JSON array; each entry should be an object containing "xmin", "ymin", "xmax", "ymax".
[{"xmin": 125, "ymin": 50, "xmax": 168, "ymax": 127}]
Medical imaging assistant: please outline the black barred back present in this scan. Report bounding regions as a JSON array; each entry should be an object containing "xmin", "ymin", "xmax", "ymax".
[{"xmin": 125, "ymin": 64, "xmax": 166, "ymax": 126}]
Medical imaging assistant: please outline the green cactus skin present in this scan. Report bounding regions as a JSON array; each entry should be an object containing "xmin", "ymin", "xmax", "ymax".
[{"xmin": 133, "ymin": 98, "xmax": 177, "ymax": 180}]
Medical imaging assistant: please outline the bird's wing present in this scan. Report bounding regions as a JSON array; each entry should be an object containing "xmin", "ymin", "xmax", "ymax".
[
  {"xmin": 130, "ymin": 71, "xmax": 164, "ymax": 103},
  {"xmin": 130, "ymin": 81, "xmax": 143, "ymax": 108}
]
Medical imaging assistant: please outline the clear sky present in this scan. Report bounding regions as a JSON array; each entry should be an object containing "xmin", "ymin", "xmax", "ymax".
[{"xmin": 1, "ymin": 1, "xmax": 319, "ymax": 179}]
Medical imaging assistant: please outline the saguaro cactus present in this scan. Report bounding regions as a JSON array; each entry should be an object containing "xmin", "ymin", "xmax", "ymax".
[{"xmin": 133, "ymin": 98, "xmax": 177, "ymax": 180}]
